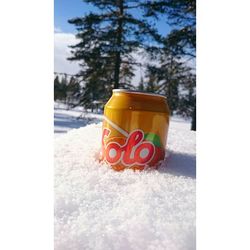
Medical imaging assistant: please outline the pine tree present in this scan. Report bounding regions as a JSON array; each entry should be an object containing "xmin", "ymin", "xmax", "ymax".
[
  {"xmin": 76, "ymin": 52, "xmax": 114, "ymax": 107},
  {"xmin": 144, "ymin": 66, "xmax": 161, "ymax": 93},
  {"xmin": 54, "ymin": 75, "xmax": 60, "ymax": 101},
  {"xmin": 144, "ymin": 0, "xmax": 196, "ymax": 58},
  {"xmin": 119, "ymin": 63, "xmax": 135, "ymax": 89},
  {"xmin": 177, "ymin": 72, "xmax": 196, "ymax": 117},
  {"xmin": 138, "ymin": 76, "xmax": 145, "ymax": 91},
  {"xmin": 145, "ymin": 0, "xmax": 196, "ymax": 128},
  {"xmin": 60, "ymin": 74, "xmax": 68, "ymax": 104},
  {"xmin": 191, "ymin": 104, "xmax": 196, "ymax": 131},
  {"xmin": 68, "ymin": 0, "xmax": 161, "ymax": 107},
  {"xmin": 66, "ymin": 76, "xmax": 81, "ymax": 106},
  {"xmin": 144, "ymin": 54, "xmax": 190, "ymax": 114},
  {"xmin": 54, "ymin": 75, "xmax": 67, "ymax": 101}
]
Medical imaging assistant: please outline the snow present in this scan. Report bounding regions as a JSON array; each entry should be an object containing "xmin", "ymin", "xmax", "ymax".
[
  {"xmin": 54, "ymin": 102, "xmax": 103, "ymax": 136},
  {"xmin": 54, "ymin": 105, "xmax": 196, "ymax": 250}
]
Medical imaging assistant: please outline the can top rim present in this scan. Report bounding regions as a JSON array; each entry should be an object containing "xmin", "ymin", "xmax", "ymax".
[{"xmin": 113, "ymin": 89, "xmax": 166, "ymax": 99}]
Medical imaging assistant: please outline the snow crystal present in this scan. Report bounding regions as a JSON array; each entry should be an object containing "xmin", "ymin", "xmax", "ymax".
[{"xmin": 54, "ymin": 119, "xmax": 196, "ymax": 250}]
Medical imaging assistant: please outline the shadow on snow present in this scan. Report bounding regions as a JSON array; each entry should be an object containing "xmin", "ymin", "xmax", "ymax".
[
  {"xmin": 158, "ymin": 150, "xmax": 196, "ymax": 179},
  {"xmin": 54, "ymin": 113, "xmax": 102, "ymax": 134}
]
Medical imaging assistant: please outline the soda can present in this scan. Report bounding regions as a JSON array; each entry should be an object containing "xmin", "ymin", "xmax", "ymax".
[{"xmin": 100, "ymin": 89, "xmax": 170, "ymax": 171}]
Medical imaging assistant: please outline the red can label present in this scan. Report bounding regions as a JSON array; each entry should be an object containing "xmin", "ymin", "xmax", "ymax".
[
  {"xmin": 101, "ymin": 121, "xmax": 165, "ymax": 170},
  {"xmin": 102, "ymin": 128, "xmax": 156, "ymax": 167}
]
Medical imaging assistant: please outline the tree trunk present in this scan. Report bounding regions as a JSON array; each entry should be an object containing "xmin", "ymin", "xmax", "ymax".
[
  {"xmin": 191, "ymin": 106, "xmax": 196, "ymax": 131},
  {"xmin": 113, "ymin": 0, "xmax": 123, "ymax": 89}
]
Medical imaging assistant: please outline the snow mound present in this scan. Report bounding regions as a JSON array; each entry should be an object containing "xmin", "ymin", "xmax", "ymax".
[{"xmin": 54, "ymin": 121, "xmax": 196, "ymax": 250}]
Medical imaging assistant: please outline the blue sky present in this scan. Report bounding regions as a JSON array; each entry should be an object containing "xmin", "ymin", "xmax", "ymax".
[{"xmin": 54, "ymin": 0, "xmax": 171, "ymax": 36}]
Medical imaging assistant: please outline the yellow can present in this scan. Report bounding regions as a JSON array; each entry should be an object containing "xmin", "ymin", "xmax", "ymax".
[{"xmin": 100, "ymin": 89, "xmax": 170, "ymax": 171}]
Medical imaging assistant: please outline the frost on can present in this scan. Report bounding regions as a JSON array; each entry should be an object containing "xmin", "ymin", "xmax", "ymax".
[{"xmin": 100, "ymin": 89, "xmax": 170, "ymax": 171}]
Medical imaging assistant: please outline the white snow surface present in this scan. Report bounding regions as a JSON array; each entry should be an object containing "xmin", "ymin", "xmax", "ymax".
[{"xmin": 54, "ymin": 111, "xmax": 196, "ymax": 250}]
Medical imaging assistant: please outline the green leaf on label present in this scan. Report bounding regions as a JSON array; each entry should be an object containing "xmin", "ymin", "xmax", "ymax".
[{"xmin": 144, "ymin": 133, "xmax": 162, "ymax": 147}]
